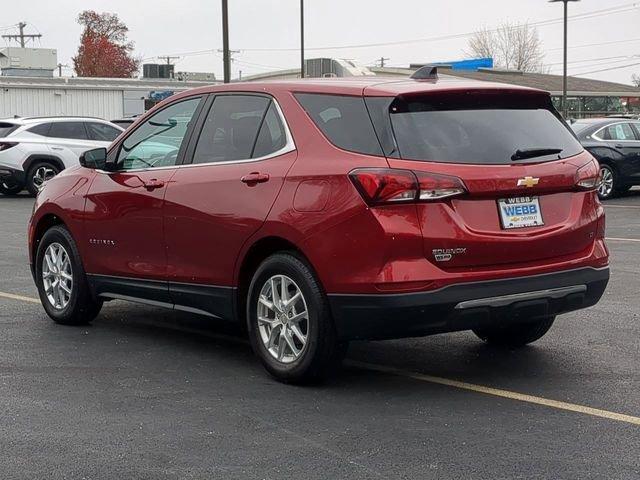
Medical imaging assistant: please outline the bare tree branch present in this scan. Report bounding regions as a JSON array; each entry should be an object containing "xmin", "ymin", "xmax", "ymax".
[{"xmin": 466, "ymin": 23, "xmax": 546, "ymax": 73}]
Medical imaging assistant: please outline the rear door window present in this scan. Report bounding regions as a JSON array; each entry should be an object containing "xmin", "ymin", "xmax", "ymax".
[
  {"xmin": 601, "ymin": 123, "xmax": 637, "ymax": 141},
  {"xmin": 0, "ymin": 122, "xmax": 18, "ymax": 137},
  {"xmin": 192, "ymin": 95, "xmax": 270, "ymax": 164},
  {"xmin": 48, "ymin": 122, "xmax": 89, "ymax": 140},
  {"xmin": 371, "ymin": 93, "xmax": 583, "ymax": 164},
  {"xmin": 295, "ymin": 93, "xmax": 383, "ymax": 156},
  {"xmin": 252, "ymin": 102, "xmax": 287, "ymax": 158},
  {"xmin": 85, "ymin": 122, "xmax": 122, "ymax": 142}
]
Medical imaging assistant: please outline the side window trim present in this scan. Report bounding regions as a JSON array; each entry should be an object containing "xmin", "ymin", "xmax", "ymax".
[
  {"xmin": 182, "ymin": 92, "xmax": 295, "ymax": 167},
  {"xmin": 593, "ymin": 122, "xmax": 638, "ymax": 142},
  {"xmin": 109, "ymin": 95, "xmax": 206, "ymax": 172}
]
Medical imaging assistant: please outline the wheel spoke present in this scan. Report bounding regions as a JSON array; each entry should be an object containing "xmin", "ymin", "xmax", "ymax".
[
  {"xmin": 258, "ymin": 295, "xmax": 275, "ymax": 313},
  {"xmin": 283, "ymin": 329, "xmax": 299, "ymax": 356},
  {"xmin": 289, "ymin": 311, "xmax": 307, "ymax": 324},
  {"xmin": 267, "ymin": 324, "xmax": 280, "ymax": 350},
  {"xmin": 59, "ymin": 281, "xmax": 72, "ymax": 295},
  {"xmin": 289, "ymin": 323, "xmax": 306, "ymax": 346},
  {"xmin": 270, "ymin": 277, "xmax": 280, "ymax": 309},
  {"xmin": 277, "ymin": 330, "xmax": 286, "ymax": 360},
  {"xmin": 284, "ymin": 291, "xmax": 301, "ymax": 309},
  {"xmin": 280, "ymin": 275, "xmax": 289, "ymax": 303},
  {"xmin": 258, "ymin": 315, "xmax": 276, "ymax": 327}
]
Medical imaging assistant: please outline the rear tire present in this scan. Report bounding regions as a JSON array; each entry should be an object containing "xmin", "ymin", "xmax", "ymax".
[
  {"xmin": 26, "ymin": 161, "xmax": 60, "ymax": 196},
  {"xmin": 0, "ymin": 178, "xmax": 24, "ymax": 195},
  {"xmin": 473, "ymin": 316, "xmax": 555, "ymax": 347},
  {"xmin": 247, "ymin": 252, "xmax": 344, "ymax": 384},
  {"xmin": 597, "ymin": 164, "xmax": 617, "ymax": 200},
  {"xmin": 35, "ymin": 225, "xmax": 102, "ymax": 325}
]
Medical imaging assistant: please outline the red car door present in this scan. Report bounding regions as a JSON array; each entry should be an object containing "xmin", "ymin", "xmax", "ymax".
[
  {"xmin": 163, "ymin": 94, "xmax": 297, "ymax": 318},
  {"xmin": 83, "ymin": 96, "xmax": 204, "ymax": 303}
]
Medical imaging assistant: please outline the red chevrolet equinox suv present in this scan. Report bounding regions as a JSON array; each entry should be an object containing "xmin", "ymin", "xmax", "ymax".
[{"xmin": 28, "ymin": 72, "xmax": 609, "ymax": 383}]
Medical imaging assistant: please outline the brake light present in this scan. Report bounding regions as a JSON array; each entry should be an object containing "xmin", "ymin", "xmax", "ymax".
[
  {"xmin": 349, "ymin": 168, "xmax": 466, "ymax": 206},
  {"xmin": 575, "ymin": 159, "xmax": 600, "ymax": 190},
  {"xmin": 0, "ymin": 142, "xmax": 18, "ymax": 152}
]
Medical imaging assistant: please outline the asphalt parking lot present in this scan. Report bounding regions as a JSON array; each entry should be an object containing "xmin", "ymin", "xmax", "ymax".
[{"xmin": 1, "ymin": 191, "xmax": 639, "ymax": 480}]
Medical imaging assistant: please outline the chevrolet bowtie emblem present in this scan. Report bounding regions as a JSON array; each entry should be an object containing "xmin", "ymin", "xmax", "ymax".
[{"xmin": 517, "ymin": 176, "xmax": 540, "ymax": 188}]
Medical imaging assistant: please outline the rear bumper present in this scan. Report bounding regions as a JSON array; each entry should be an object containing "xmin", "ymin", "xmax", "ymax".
[{"xmin": 328, "ymin": 266, "xmax": 609, "ymax": 340}]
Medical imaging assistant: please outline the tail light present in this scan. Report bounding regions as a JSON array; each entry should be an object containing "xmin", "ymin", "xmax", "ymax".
[
  {"xmin": 575, "ymin": 159, "xmax": 600, "ymax": 190},
  {"xmin": 349, "ymin": 168, "xmax": 466, "ymax": 206},
  {"xmin": 0, "ymin": 142, "xmax": 18, "ymax": 152}
]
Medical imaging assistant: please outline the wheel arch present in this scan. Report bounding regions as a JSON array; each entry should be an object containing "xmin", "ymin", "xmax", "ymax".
[
  {"xmin": 234, "ymin": 235, "xmax": 320, "ymax": 324},
  {"xmin": 22, "ymin": 154, "xmax": 65, "ymax": 175},
  {"xmin": 30, "ymin": 213, "xmax": 68, "ymax": 265}
]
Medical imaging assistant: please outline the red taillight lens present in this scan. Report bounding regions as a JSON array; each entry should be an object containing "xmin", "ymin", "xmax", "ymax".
[
  {"xmin": 0, "ymin": 142, "xmax": 18, "ymax": 152},
  {"xmin": 575, "ymin": 159, "xmax": 600, "ymax": 190},
  {"xmin": 415, "ymin": 171, "xmax": 467, "ymax": 200},
  {"xmin": 349, "ymin": 168, "xmax": 466, "ymax": 206}
]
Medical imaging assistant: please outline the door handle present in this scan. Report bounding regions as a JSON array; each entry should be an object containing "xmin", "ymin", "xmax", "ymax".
[
  {"xmin": 143, "ymin": 179, "xmax": 165, "ymax": 190},
  {"xmin": 614, "ymin": 144, "xmax": 625, "ymax": 149},
  {"xmin": 51, "ymin": 146, "xmax": 63, "ymax": 151},
  {"xmin": 241, "ymin": 172, "xmax": 270, "ymax": 185}
]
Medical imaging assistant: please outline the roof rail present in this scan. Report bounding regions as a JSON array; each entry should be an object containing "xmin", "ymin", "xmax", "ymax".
[{"xmin": 410, "ymin": 65, "xmax": 439, "ymax": 80}]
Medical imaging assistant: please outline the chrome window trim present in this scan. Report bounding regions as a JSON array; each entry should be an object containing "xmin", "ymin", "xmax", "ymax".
[
  {"xmin": 592, "ymin": 121, "xmax": 640, "ymax": 142},
  {"xmin": 97, "ymin": 95, "xmax": 296, "ymax": 175}
]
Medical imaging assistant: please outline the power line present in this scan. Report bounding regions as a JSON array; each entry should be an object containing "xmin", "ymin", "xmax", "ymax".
[
  {"xmin": 573, "ymin": 60, "xmax": 640, "ymax": 76},
  {"xmin": 548, "ymin": 37, "xmax": 640, "ymax": 52},
  {"xmin": 1, "ymin": 21, "xmax": 41, "ymax": 47},
  {"xmin": 236, "ymin": 2, "xmax": 639, "ymax": 52}
]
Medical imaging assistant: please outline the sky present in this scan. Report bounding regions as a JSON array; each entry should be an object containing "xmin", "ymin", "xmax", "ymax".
[{"xmin": 2, "ymin": 0, "xmax": 640, "ymax": 85}]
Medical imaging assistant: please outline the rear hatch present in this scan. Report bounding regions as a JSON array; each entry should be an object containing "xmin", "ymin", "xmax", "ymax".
[{"xmin": 365, "ymin": 89, "xmax": 601, "ymax": 270}]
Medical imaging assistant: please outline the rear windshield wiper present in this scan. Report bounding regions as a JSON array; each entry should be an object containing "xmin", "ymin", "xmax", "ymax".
[{"xmin": 511, "ymin": 148, "xmax": 563, "ymax": 161}]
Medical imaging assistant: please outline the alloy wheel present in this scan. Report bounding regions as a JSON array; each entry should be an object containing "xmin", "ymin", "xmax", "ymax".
[
  {"xmin": 32, "ymin": 166, "xmax": 57, "ymax": 192},
  {"xmin": 42, "ymin": 242, "xmax": 73, "ymax": 310},
  {"xmin": 598, "ymin": 166, "xmax": 614, "ymax": 198},
  {"xmin": 257, "ymin": 274, "xmax": 309, "ymax": 364}
]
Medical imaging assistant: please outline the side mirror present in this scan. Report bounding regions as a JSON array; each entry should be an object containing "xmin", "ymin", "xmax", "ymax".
[{"xmin": 79, "ymin": 147, "xmax": 107, "ymax": 170}]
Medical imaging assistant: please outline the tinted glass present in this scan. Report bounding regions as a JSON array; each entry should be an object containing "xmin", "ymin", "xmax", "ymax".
[
  {"xmin": 253, "ymin": 102, "xmax": 287, "ymax": 158},
  {"xmin": 48, "ymin": 122, "xmax": 88, "ymax": 140},
  {"xmin": 387, "ymin": 93, "xmax": 583, "ymax": 164},
  {"xmin": 569, "ymin": 122, "xmax": 594, "ymax": 135},
  {"xmin": 28, "ymin": 123, "xmax": 52, "ymax": 136},
  {"xmin": 295, "ymin": 93, "xmax": 383, "ymax": 156},
  {"xmin": 86, "ymin": 122, "xmax": 122, "ymax": 142},
  {"xmin": 193, "ymin": 95, "xmax": 270, "ymax": 164},
  {"xmin": 0, "ymin": 122, "xmax": 18, "ymax": 138},
  {"xmin": 118, "ymin": 97, "xmax": 201, "ymax": 170},
  {"xmin": 602, "ymin": 123, "xmax": 637, "ymax": 141}
]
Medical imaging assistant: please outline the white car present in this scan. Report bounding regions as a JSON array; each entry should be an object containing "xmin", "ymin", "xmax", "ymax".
[{"xmin": 0, "ymin": 117, "xmax": 124, "ymax": 195}]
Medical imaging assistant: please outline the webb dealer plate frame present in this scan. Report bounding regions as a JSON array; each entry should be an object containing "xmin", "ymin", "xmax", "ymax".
[{"xmin": 497, "ymin": 196, "xmax": 545, "ymax": 230}]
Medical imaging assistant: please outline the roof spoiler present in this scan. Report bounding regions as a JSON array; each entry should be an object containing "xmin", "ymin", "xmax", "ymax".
[{"xmin": 410, "ymin": 65, "xmax": 438, "ymax": 80}]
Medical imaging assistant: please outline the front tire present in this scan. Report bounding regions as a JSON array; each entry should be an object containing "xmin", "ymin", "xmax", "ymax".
[
  {"xmin": 26, "ymin": 161, "xmax": 60, "ymax": 196},
  {"xmin": 473, "ymin": 316, "xmax": 555, "ymax": 347},
  {"xmin": 247, "ymin": 253, "xmax": 344, "ymax": 384},
  {"xmin": 35, "ymin": 225, "xmax": 102, "ymax": 325}
]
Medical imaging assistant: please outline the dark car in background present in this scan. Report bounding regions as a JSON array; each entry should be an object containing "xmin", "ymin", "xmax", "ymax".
[{"xmin": 571, "ymin": 118, "xmax": 640, "ymax": 199}]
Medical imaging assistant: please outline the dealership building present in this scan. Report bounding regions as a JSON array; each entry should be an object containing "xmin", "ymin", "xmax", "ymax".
[{"xmin": 243, "ymin": 58, "xmax": 640, "ymax": 119}]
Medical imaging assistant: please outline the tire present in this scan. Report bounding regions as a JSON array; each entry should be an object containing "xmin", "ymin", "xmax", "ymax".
[
  {"xmin": 597, "ymin": 164, "xmax": 617, "ymax": 200},
  {"xmin": 246, "ymin": 252, "xmax": 344, "ymax": 384},
  {"xmin": 35, "ymin": 225, "xmax": 102, "ymax": 325},
  {"xmin": 0, "ymin": 178, "xmax": 24, "ymax": 195},
  {"xmin": 473, "ymin": 316, "xmax": 555, "ymax": 348},
  {"xmin": 26, "ymin": 161, "xmax": 60, "ymax": 196}
]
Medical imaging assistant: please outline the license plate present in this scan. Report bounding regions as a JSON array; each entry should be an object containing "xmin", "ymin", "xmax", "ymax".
[{"xmin": 498, "ymin": 196, "xmax": 544, "ymax": 229}]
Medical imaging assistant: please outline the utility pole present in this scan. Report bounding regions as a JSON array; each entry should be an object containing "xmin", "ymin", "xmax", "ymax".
[
  {"xmin": 2, "ymin": 22, "xmax": 42, "ymax": 48},
  {"xmin": 300, "ymin": 0, "xmax": 305, "ymax": 78},
  {"xmin": 550, "ymin": 0, "xmax": 580, "ymax": 119},
  {"xmin": 158, "ymin": 56, "xmax": 180, "ymax": 65},
  {"xmin": 377, "ymin": 57, "xmax": 390, "ymax": 68},
  {"xmin": 222, "ymin": 0, "xmax": 231, "ymax": 83},
  {"xmin": 57, "ymin": 63, "xmax": 63, "ymax": 77}
]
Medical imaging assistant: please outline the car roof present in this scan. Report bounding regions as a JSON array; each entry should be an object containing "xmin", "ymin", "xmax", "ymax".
[
  {"xmin": 0, "ymin": 116, "xmax": 115, "ymax": 125},
  {"xmin": 168, "ymin": 74, "xmax": 546, "ymax": 100}
]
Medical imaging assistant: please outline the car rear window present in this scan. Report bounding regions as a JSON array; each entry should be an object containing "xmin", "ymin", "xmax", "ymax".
[
  {"xmin": 371, "ymin": 92, "xmax": 583, "ymax": 164},
  {"xmin": 295, "ymin": 93, "xmax": 383, "ymax": 156},
  {"xmin": 0, "ymin": 122, "xmax": 18, "ymax": 138}
]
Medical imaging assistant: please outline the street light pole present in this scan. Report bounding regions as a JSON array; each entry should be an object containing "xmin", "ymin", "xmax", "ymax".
[
  {"xmin": 550, "ymin": 0, "xmax": 580, "ymax": 119},
  {"xmin": 300, "ymin": 0, "xmax": 305, "ymax": 78},
  {"xmin": 222, "ymin": 0, "xmax": 231, "ymax": 83}
]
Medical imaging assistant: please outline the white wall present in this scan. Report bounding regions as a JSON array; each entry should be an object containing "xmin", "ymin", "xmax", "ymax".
[{"xmin": 0, "ymin": 88, "xmax": 124, "ymax": 120}]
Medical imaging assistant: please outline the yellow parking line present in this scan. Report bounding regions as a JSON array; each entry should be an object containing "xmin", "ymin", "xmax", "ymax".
[
  {"xmin": 347, "ymin": 360, "xmax": 640, "ymax": 426},
  {"xmin": 3, "ymin": 290, "xmax": 639, "ymax": 426},
  {"xmin": 0, "ymin": 291, "xmax": 40, "ymax": 304},
  {"xmin": 606, "ymin": 237, "xmax": 640, "ymax": 243}
]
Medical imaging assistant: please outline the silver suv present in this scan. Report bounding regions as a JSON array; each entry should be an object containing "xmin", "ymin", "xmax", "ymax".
[{"xmin": 0, "ymin": 117, "xmax": 123, "ymax": 195}]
